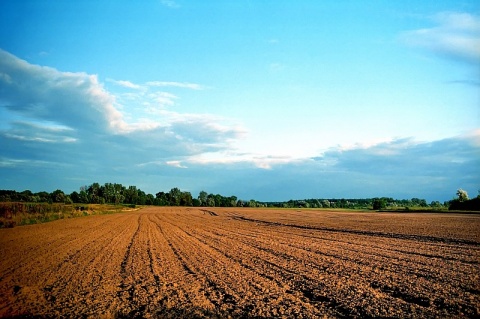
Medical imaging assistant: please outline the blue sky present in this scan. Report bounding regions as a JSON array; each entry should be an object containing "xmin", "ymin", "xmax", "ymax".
[{"xmin": 0, "ymin": 0, "xmax": 479, "ymax": 202}]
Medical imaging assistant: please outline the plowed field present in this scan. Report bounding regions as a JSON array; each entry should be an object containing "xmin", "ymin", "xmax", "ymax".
[{"xmin": 0, "ymin": 207, "xmax": 479, "ymax": 318}]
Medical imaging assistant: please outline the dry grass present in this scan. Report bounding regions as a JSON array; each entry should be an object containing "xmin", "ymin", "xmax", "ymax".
[{"xmin": 0, "ymin": 202, "xmax": 135, "ymax": 228}]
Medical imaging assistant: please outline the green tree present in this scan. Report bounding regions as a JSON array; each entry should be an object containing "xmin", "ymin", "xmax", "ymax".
[
  {"xmin": 20, "ymin": 190, "xmax": 34, "ymax": 202},
  {"xmin": 430, "ymin": 201, "xmax": 442, "ymax": 208},
  {"xmin": 87, "ymin": 183, "xmax": 102, "ymax": 203},
  {"xmin": 102, "ymin": 183, "xmax": 115, "ymax": 203},
  {"xmin": 50, "ymin": 189, "xmax": 66, "ymax": 203},
  {"xmin": 198, "ymin": 191, "xmax": 208, "ymax": 206},
  {"xmin": 155, "ymin": 192, "xmax": 168, "ymax": 206},
  {"xmin": 228, "ymin": 196, "xmax": 238, "ymax": 207},
  {"xmin": 206, "ymin": 196, "xmax": 215, "ymax": 207},
  {"xmin": 192, "ymin": 198, "xmax": 201, "ymax": 207},
  {"xmin": 36, "ymin": 191, "xmax": 51, "ymax": 202},
  {"xmin": 456, "ymin": 189, "xmax": 469, "ymax": 202},
  {"xmin": 78, "ymin": 189, "xmax": 89, "ymax": 203},
  {"xmin": 372, "ymin": 198, "xmax": 386, "ymax": 210},
  {"xmin": 180, "ymin": 191, "xmax": 193, "ymax": 206},
  {"xmin": 123, "ymin": 186, "xmax": 135, "ymax": 204},
  {"xmin": 64, "ymin": 195, "xmax": 73, "ymax": 204},
  {"xmin": 145, "ymin": 194, "xmax": 155, "ymax": 205},
  {"xmin": 70, "ymin": 191, "xmax": 80, "ymax": 203},
  {"xmin": 168, "ymin": 187, "xmax": 182, "ymax": 206}
]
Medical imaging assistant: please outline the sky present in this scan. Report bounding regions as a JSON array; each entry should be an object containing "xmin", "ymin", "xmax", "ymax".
[{"xmin": 0, "ymin": 0, "xmax": 479, "ymax": 202}]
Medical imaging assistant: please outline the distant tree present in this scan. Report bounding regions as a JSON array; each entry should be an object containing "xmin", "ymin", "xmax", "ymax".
[
  {"xmin": 180, "ymin": 191, "xmax": 193, "ymax": 206},
  {"xmin": 102, "ymin": 183, "xmax": 114, "ymax": 203},
  {"xmin": 36, "ymin": 191, "xmax": 51, "ymax": 203},
  {"xmin": 70, "ymin": 191, "xmax": 80, "ymax": 203},
  {"xmin": 50, "ymin": 189, "xmax": 66, "ymax": 203},
  {"xmin": 136, "ymin": 190, "xmax": 147, "ymax": 205},
  {"xmin": 155, "ymin": 191, "xmax": 168, "ymax": 206},
  {"xmin": 372, "ymin": 198, "xmax": 386, "ymax": 210},
  {"xmin": 456, "ymin": 189, "xmax": 469, "ymax": 202},
  {"xmin": 206, "ymin": 197, "xmax": 215, "ymax": 207},
  {"xmin": 78, "ymin": 189, "xmax": 89, "ymax": 203},
  {"xmin": 228, "ymin": 196, "xmax": 238, "ymax": 207},
  {"xmin": 113, "ymin": 183, "xmax": 125, "ymax": 204},
  {"xmin": 192, "ymin": 198, "xmax": 201, "ymax": 207},
  {"xmin": 213, "ymin": 194, "xmax": 223, "ymax": 207},
  {"xmin": 124, "ymin": 186, "xmax": 139, "ymax": 204},
  {"xmin": 145, "ymin": 194, "xmax": 155, "ymax": 205},
  {"xmin": 64, "ymin": 195, "xmax": 73, "ymax": 205},
  {"xmin": 87, "ymin": 183, "xmax": 102, "ymax": 203},
  {"xmin": 430, "ymin": 201, "xmax": 443, "ymax": 208},
  {"xmin": 168, "ymin": 187, "xmax": 182, "ymax": 206},
  {"xmin": 19, "ymin": 190, "xmax": 33, "ymax": 202},
  {"xmin": 198, "ymin": 191, "xmax": 208, "ymax": 206},
  {"xmin": 449, "ymin": 189, "xmax": 479, "ymax": 211},
  {"xmin": 0, "ymin": 191, "xmax": 12, "ymax": 202},
  {"xmin": 411, "ymin": 198, "xmax": 427, "ymax": 207}
]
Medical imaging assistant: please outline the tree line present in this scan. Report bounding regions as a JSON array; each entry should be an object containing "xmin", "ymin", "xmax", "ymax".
[
  {"xmin": 0, "ymin": 183, "xmax": 478, "ymax": 210},
  {"xmin": 0, "ymin": 183, "xmax": 246, "ymax": 207}
]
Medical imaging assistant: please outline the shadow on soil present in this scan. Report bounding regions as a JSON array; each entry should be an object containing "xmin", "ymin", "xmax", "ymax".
[
  {"xmin": 114, "ymin": 306, "xmax": 270, "ymax": 319},
  {"xmin": 2, "ymin": 307, "xmax": 287, "ymax": 319}
]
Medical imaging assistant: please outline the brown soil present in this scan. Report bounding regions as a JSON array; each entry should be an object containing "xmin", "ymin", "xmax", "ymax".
[{"xmin": 0, "ymin": 207, "xmax": 478, "ymax": 318}]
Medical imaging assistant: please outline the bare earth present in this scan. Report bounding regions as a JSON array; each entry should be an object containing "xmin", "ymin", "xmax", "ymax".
[{"xmin": 0, "ymin": 207, "xmax": 479, "ymax": 318}]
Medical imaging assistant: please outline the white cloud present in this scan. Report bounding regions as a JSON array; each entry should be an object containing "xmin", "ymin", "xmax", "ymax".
[
  {"xmin": 146, "ymin": 81, "xmax": 204, "ymax": 90},
  {"xmin": 107, "ymin": 78, "xmax": 141, "ymax": 89},
  {"xmin": 166, "ymin": 160, "xmax": 187, "ymax": 168},
  {"xmin": 183, "ymin": 151, "xmax": 303, "ymax": 170},
  {"xmin": 149, "ymin": 91, "xmax": 178, "ymax": 107},
  {"xmin": 0, "ymin": 48, "xmax": 246, "ymax": 184},
  {"xmin": 3, "ymin": 122, "xmax": 78, "ymax": 143},
  {"xmin": 315, "ymin": 132, "xmax": 480, "ymax": 178},
  {"xmin": 160, "ymin": 0, "xmax": 179, "ymax": 9},
  {"xmin": 402, "ymin": 12, "xmax": 480, "ymax": 63},
  {"xmin": 0, "ymin": 157, "xmax": 58, "ymax": 168},
  {"xmin": 0, "ymin": 49, "xmax": 127, "ymax": 134},
  {"xmin": 127, "ymin": 132, "xmax": 479, "ymax": 201}
]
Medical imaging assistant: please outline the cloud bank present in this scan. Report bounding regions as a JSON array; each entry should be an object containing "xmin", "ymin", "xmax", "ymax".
[
  {"xmin": 402, "ymin": 12, "xmax": 480, "ymax": 64},
  {"xmin": 0, "ymin": 49, "xmax": 478, "ymax": 201},
  {"xmin": 0, "ymin": 49, "xmax": 245, "ymax": 189}
]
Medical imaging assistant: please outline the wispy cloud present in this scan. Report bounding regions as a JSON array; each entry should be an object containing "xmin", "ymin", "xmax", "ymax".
[
  {"xmin": 146, "ymin": 81, "xmax": 204, "ymax": 90},
  {"xmin": 107, "ymin": 78, "xmax": 141, "ymax": 89},
  {"xmin": 160, "ymin": 0, "xmax": 179, "ymax": 9},
  {"xmin": 184, "ymin": 152, "xmax": 300, "ymax": 169},
  {"xmin": 401, "ymin": 12, "xmax": 480, "ymax": 64},
  {"xmin": 446, "ymin": 79, "xmax": 480, "ymax": 87},
  {"xmin": 2, "ymin": 121, "xmax": 77, "ymax": 144},
  {"xmin": 166, "ymin": 160, "xmax": 187, "ymax": 169}
]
